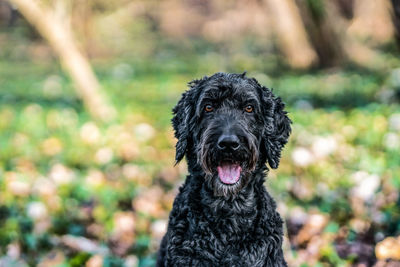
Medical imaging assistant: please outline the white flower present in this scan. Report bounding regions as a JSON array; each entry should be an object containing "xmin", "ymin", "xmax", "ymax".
[
  {"xmin": 383, "ymin": 133, "xmax": 400, "ymax": 150},
  {"xmin": 85, "ymin": 170, "xmax": 105, "ymax": 187},
  {"xmin": 80, "ymin": 122, "xmax": 101, "ymax": 144},
  {"xmin": 134, "ymin": 123, "xmax": 155, "ymax": 142},
  {"xmin": 122, "ymin": 164, "xmax": 140, "ymax": 179},
  {"xmin": 113, "ymin": 212, "xmax": 135, "ymax": 234},
  {"xmin": 8, "ymin": 180, "xmax": 30, "ymax": 196},
  {"xmin": 95, "ymin": 147, "xmax": 113, "ymax": 164},
  {"xmin": 351, "ymin": 171, "xmax": 380, "ymax": 201},
  {"xmin": 27, "ymin": 202, "xmax": 48, "ymax": 221},
  {"xmin": 292, "ymin": 147, "xmax": 314, "ymax": 167},
  {"xmin": 33, "ymin": 177, "xmax": 56, "ymax": 196},
  {"xmin": 311, "ymin": 136, "xmax": 337, "ymax": 158},
  {"xmin": 289, "ymin": 207, "xmax": 308, "ymax": 225},
  {"xmin": 389, "ymin": 114, "xmax": 400, "ymax": 131},
  {"xmin": 124, "ymin": 255, "xmax": 139, "ymax": 267},
  {"xmin": 49, "ymin": 164, "xmax": 75, "ymax": 185},
  {"xmin": 151, "ymin": 220, "xmax": 168, "ymax": 239},
  {"xmin": 7, "ymin": 242, "xmax": 20, "ymax": 259},
  {"xmin": 308, "ymin": 214, "xmax": 328, "ymax": 229}
]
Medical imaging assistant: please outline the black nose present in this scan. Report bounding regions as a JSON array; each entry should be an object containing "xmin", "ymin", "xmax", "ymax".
[{"xmin": 217, "ymin": 135, "xmax": 240, "ymax": 151}]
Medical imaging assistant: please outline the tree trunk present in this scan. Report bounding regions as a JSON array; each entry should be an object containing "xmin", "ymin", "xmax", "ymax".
[
  {"xmin": 8, "ymin": 0, "xmax": 116, "ymax": 122},
  {"xmin": 348, "ymin": 0, "xmax": 394, "ymax": 46},
  {"xmin": 295, "ymin": 0, "xmax": 347, "ymax": 67},
  {"xmin": 391, "ymin": 0, "xmax": 400, "ymax": 46},
  {"xmin": 264, "ymin": 0, "xmax": 318, "ymax": 69}
]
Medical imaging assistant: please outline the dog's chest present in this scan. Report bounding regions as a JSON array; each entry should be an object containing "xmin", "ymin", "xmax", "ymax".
[
  {"xmin": 185, "ymin": 200, "xmax": 267, "ymax": 265},
  {"xmin": 185, "ymin": 220, "xmax": 268, "ymax": 267}
]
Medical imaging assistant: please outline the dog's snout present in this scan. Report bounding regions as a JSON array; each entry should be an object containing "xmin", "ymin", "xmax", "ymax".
[{"xmin": 217, "ymin": 135, "xmax": 240, "ymax": 151}]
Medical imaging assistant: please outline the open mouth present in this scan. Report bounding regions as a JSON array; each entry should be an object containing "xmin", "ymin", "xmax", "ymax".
[{"xmin": 217, "ymin": 160, "xmax": 242, "ymax": 185}]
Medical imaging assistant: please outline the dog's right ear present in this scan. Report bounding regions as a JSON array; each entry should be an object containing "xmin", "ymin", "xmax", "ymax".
[
  {"xmin": 172, "ymin": 79, "xmax": 202, "ymax": 164},
  {"xmin": 172, "ymin": 91, "xmax": 190, "ymax": 163}
]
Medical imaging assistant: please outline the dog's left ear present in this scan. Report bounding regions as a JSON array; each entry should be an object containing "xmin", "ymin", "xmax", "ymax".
[{"xmin": 261, "ymin": 89, "xmax": 292, "ymax": 169}]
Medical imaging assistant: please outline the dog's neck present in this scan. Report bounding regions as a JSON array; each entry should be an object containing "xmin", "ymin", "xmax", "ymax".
[{"xmin": 187, "ymin": 164, "xmax": 268, "ymax": 235}]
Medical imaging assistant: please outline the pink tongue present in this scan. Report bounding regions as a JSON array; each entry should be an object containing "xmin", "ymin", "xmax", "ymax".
[{"xmin": 217, "ymin": 164, "xmax": 241, "ymax": 184}]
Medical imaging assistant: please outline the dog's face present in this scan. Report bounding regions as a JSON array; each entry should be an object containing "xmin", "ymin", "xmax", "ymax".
[{"xmin": 173, "ymin": 73, "xmax": 291, "ymax": 197}]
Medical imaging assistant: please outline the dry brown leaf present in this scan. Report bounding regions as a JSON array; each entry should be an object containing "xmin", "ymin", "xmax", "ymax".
[
  {"xmin": 295, "ymin": 213, "xmax": 329, "ymax": 245},
  {"xmin": 376, "ymin": 236, "xmax": 400, "ymax": 260},
  {"xmin": 86, "ymin": 254, "xmax": 103, "ymax": 267},
  {"xmin": 132, "ymin": 186, "xmax": 166, "ymax": 218}
]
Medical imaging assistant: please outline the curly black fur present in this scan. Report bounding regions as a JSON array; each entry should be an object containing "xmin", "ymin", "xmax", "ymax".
[{"xmin": 157, "ymin": 72, "xmax": 291, "ymax": 266}]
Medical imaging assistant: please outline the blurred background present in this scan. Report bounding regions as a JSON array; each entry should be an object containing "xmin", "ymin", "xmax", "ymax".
[{"xmin": 0, "ymin": 0, "xmax": 400, "ymax": 266}]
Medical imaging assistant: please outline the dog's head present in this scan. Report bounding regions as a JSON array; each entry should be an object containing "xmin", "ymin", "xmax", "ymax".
[{"xmin": 172, "ymin": 72, "xmax": 291, "ymax": 196}]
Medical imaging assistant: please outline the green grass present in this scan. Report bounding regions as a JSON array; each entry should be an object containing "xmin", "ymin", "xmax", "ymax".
[{"xmin": 0, "ymin": 57, "xmax": 400, "ymax": 266}]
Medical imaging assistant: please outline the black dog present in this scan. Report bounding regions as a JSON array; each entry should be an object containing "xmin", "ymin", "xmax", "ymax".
[{"xmin": 157, "ymin": 72, "xmax": 291, "ymax": 266}]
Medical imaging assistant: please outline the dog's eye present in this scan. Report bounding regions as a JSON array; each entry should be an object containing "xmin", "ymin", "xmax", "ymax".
[
  {"xmin": 204, "ymin": 104, "xmax": 214, "ymax": 112},
  {"xmin": 245, "ymin": 105, "xmax": 254, "ymax": 113}
]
